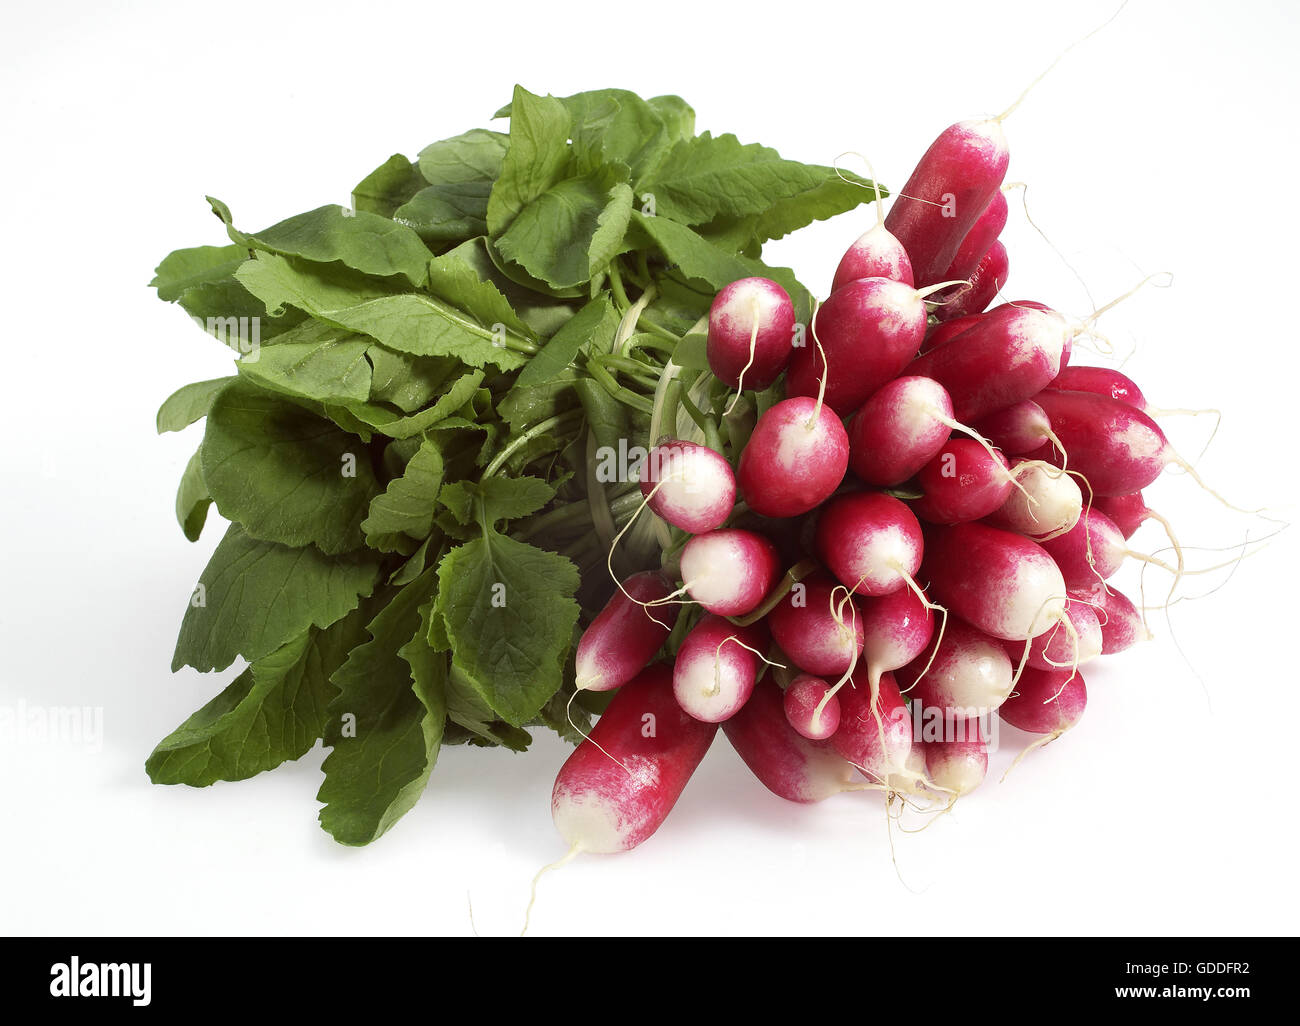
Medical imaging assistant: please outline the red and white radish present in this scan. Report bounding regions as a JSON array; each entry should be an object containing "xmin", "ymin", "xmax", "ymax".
[
  {"xmin": 1004, "ymin": 597, "xmax": 1102, "ymax": 672},
  {"xmin": 899, "ymin": 616, "xmax": 1014, "ymax": 717},
  {"xmin": 998, "ymin": 666, "xmax": 1087, "ymax": 737},
  {"xmin": 1092, "ymin": 491, "xmax": 1154, "ymax": 540},
  {"xmin": 722, "ymin": 677, "xmax": 858, "ymax": 803},
  {"xmin": 679, "ymin": 529, "xmax": 780, "ymax": 617},
  {"xmin": 924, "ymin": 734, "xmax": 989, "ymax": 796},
  {"xmin": 783, "ymin": 673, "xmax": 842, "ymax": 740},
  {"xmin": 858, "ymin": 585, "xmax": 939, "ymax": 693},
  {"xmin": 737, "ymin": 396, "xmax": 849, "ymax": 518},
  {"xmin": 912, "ymin": 437, "xmax": 1017, "ymax": 524},
  {"xmin": 766, "ymin": 572, "xmax": 864, "ymax": 678},
  {"xmin": 846, "ymin": 376, "xmax": 957, "ymax": 487},
  {"xmin": 1069, "ymin": 583, "xmax": 1149, "ymax": 654},
  {"xmin": 816, "ymin": 492, "xmax": 924, "ymax": 598},
  {"xmin": 830, "ymin": 670, "xmax": 915, "ymax": 786},
  {"xmin": 1046, "ymin": 364, "xmax": 1149, "ymax": 410},
  {"xmin": 551, "ymin": 664, "xmax": 717, "ymax": 854},
  {"xmin": 706, "ymin": 277, "xmax": 796, "ymax": 391},
  {"xmin": 986, "ymin": 459, "xmax": 1082, "ymax": 539},
  {"xmin": 672, "ymin": 615, "xmax": 767, "ymax": 723},
  {"xmin": 1039, "ymin": 506, "xmax": 1134, "ymax": 588},
  {"xmin": 921, "ymin": 521, "xmax": 1067, "ymax": 640},
  {"xmin": 935, "ymin": 240, "xmax": 1009, "ymax": 322},
  {"xmin": 639, "ymin": 439, "xmax": 735, "ymax": 533},
  {"xmin": 939, "ymin": 189, "xmax": 1009, "ymax": 289},
  {"xmin": 922, "ymin": 312, "xmax": 983, "ymax": 354},
  {"xmin": 832, "ymin": 223, "xmax": 914, "ymax": 291},
  {"xmin": 974, "ymin": 399, "xmax": 1062, "ymax": 456},
  {"xmin": 884, "ymin": 119, "xmax": 1011, "ymax": 287},
  {"xmin": 575, "ymin": 571, "xmax": 678, "ymax": 692}
]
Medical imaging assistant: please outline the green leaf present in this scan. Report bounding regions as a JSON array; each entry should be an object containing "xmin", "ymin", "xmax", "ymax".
[
  {"xmin": 648, "ymin": 94, "xmax": 695, "ymax": 144},
  {"xmin": 439, "ymin": 475, "xmax": 555, "ymax": 528},
  {"xmin": 151, "ymin": 245, "xmax": 248, "ymax": 302},
  {"xmin": 317, "ymin": 569, "xmax": 443, "ymax": 845},
  {"xmin": 202, "ymin": 381, "xmax": 380, "ymax": 553},
  {"xmin": 418, "ymin": 128, "xmax": 509, "ymax": 186},
  {"xmin": 236, "ymin": 331, "xmax": 373, "ymax": 405},
  {"xmin": 437, "ymin": 237, "xmax": 580, "ymax": 339},
  {"xmin": 643, "ymin": 133, "xmax": 847, "ymax": 226},
  {"xmin": 172, "ymin": 523, "xmax": 380, "ymax": 673},
  {"xmin": 556, "ymin": 89, "xmax": 673, "ymax": 181},
  {"xmin": 362, "ymin": 439, "xmax": 444, "ymax": 547},
  {"xmin": 212, "ymin": 199, "xmax": 432, "ymax": 288},
  {"xmin": 148, "ymin": 610, "xmax": 366, "ymax": 786},
  {"xmin": 352, "ymin": 154, "xmax": 427, "ymax": 218},
  {"xmin": 487, "ymin": 86, "xmax": 572, "ymax": 236},
  {"xmin": 391, "ymin": 129, "xmax": 509, "ymax": 243},
  {"xmin": 366, "ymin": 348, "xmax": 462, "ymax": 414},
  {"xmin": 436, "ymin": 529, "xmax": 580, "ymax": 726},
  {"xmin": 444, "ymin": 662, "xmax": 532, "ymax": 751},
  {"xmin": 751, "ymin": 169, "xmax": 882, "ymax": 243},
  {"xmin": 425, "ymin": 248, "xmax": 534, "ymax": 340},
  {"xmin": 513, "ymin": 294, "xmax": 616, "ymax": 389},
  {"xmin": 157, "ymin": 377, "xmax": 232, "ymax": 433},
  {"xmin": 176, "ymin": 450, "xmax": 212, "ymax": 542},
  {"xmin": 342, "ymin": 369, "xmax": 484, "ymax": 439},
  {"xmin": 495, "ymin": 165, "xmax": 634, "ymax": 289},
  {"xmin": 235, "ymin": 252, "xmax": 528, "ymax": 371}
]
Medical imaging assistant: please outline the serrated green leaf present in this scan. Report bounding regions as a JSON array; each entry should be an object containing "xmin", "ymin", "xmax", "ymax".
[
  {"xmin": 172, "ymin": 523, "xmax": 380, "ymax": 673},
  {"xmin": 342, "ymin": 369, "xmax": 484, "ymax": 439},
  {"xmin": 236, "ymin": 333, "xmax": 373, "ymax": 405},
  {"xmin": 362, "ymin": 439, "xmax": 444, "ymax": 546},
  {"xmin": 425, "ymin": 248, "xmax": 534, "ymax": 340},
  {"xmin": 487, "ymin": 86, "xmax": 571, "ymax": 236}
]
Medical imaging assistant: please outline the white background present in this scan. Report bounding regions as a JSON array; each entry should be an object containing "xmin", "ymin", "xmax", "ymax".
[{"xmin": 2, "ymin": 0, "xmax": 1297, "ymax": 936}]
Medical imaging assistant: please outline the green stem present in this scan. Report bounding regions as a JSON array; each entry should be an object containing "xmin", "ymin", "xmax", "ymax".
[
  {"xmin": 594, "ymin": 354, "xmax": 663, "ymax": 389},
  {"xmin": 483, "ymin": 409, "xmax": 583, "ymax": 477},
  {"xmin": 637, "ymin": 316, "xmax": 683, "ymax": 345},
  {"xmin": 608, "ymin": 261, "xmax": 630, "ymax": 312},
  {"xmin": 586, "ymin": 361, "xmax": 655, "ymax": 415}
]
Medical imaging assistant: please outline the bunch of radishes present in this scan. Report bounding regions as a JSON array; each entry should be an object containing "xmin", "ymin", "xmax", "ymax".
[{"xmin": 548, "ymin": 115, "xmax": 1202, "ymax": 860}]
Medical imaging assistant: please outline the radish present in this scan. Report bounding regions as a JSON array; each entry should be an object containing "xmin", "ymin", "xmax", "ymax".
[
  {"xmin": 672, "ymin": 615, "xmax": 767, "ymax": 723},
  {"xmin": 679, "ymin": 529, "xmax": 780, "ymax": 617},
  {"xmin": 998, "ymin": 666, "xmax": 1087, "ymax": 737},
  {"xmin": 1004, "ymin": 597, "xmax": 1102, "ymax": 672},
  {"xmin": 935, "ymin": 240, "xmax": 1009, "ymax": 322},
  {"xmin": 832, "ymin": 224, "xmax": 914, "ymax": 291},
  {"xmin": 722, "ymin": 677, "xmax": 858, "ymax": 803},
  {"xmin": 924, "ymin": 734, "xmax": 989, "ymax": 796},
  {"xmin": 575, "ymin": 571, "xmax": 679, "ymax": 692},
  {"xmin": 829, "ymin": 670, "xmax": 915, "ymax": 786},
  {"xmin": 1046, "ymin": 364, "xmax": 1148, "ymax": 410},
  {"xmin": 785, "ymin": 277, "xmax": 933, "ymax": 415},
  {"xmin": 1092, "ymin": 491, "xmax": 1154, "ymax": 540},
  {"xmin": 922, "ymin": 312, "xmax": 983, "ymax": 354},
  {"xmin": 898, "ymin": 616, "xmax": 1014, "ymax": 717},
  {"xmin": 706, "ymin": 276, "xmax": 796, "ymax": 391},
  {"xmin": 921, "ymin": 521, "xmax": 1067, "ymax": 640},
  {"xmin": 1040, "ymin": 506, "xmax": 1142, "ymax": 588},
  {"xmin": 737, "ymin": 396, "xmax": 849, "ymax": 518},
  {"xmin": 858, "ymin": 585, "xmax": 939, "ymax": 694},
  {"xmin": 1070, "ymin": 583, "xmax": 1149, "ymax": 654},
  {"xmin": 912, "ymin": 437, "xmax": 1017, "ymax": 524},
  {"xmin": 551, "ymin": 664, "xmax": 717, "ymax": 854},
  {"xmin": 939, "ymin": 189, "xmax": 1009, "ymax": 289},
  {"xmin": 846, "ymin": 376, "xmax": 958, "ymax": 487},
  {"xmin": 816, "ymin": 492, "xmax": 924, "ymax": 598},
  {"xmin": 974, "ymin": 399, "xmax": 1063, "ymax": 456},
  {"xmin": 766, "ymin": 572, "xmax": 864, "ymax": 677},
  {"xmin": 639, "ymin": 439, "xmax": 735, "ymax": 534},
  {"xmin": 986, "ymin": 459, "xmax": 1082, "ymax": 539},
  {"xmin": 884, "ymin": 119, "xmax": 1010, "ymax": 287},
  {"xmin": 904, "ymin": 304, "xmax": 1072, "ymax": 423},
  {"xmin": 783, "ymin": 673, "xmax": 842, "ymax": 740},
  {"xmin": 1028, "ymin": 389, "xmax": 1183, "ymax": 497}
]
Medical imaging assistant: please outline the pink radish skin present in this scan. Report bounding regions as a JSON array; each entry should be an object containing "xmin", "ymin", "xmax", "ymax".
[
  {"xmin": 1047, "ymin": 365, "xmax": 1149, "ymax": 410},
  {"xmin": 639, "ymin": 439, "xmax": 735, "ymax": 534},
  {"xmin": 829, "ymin": 671, "xmax": 915, "ymax": 784},
  {"xmin": 1040, "ymin": 507, "xmax": 1129, "ymax": 588},
  {"xmin": 1092, "ymin": 491, "xmax": 1152, "ymax": 540},
  {"xmin": 1070, "ymin": 583, "xmax": 1148, "ymax": 654},
  {"xmin": 975, "ymin": 399, "xmax": 1055, "ymax": 455},
  {"xmin": 998, "ymin": 666, "xmax": 1087, "ymax": 735},
  {"xmin": 1004, "ymin": 598, "xmax": 1102, "ymax": 672},
  {"xmin": 816, "ymin": 492, "xmax": 924, "ymax": 598},
  {"xmin": 672, "ymin": 616, "xmax": 767, "ymax": 723},
  {"xmin": 941, "ymin": 190, "xmax": 1009, "ymax": 287},
  {"xmin": 832, "ymin": 223, "xmax": 914, "ymax": 291},
  {"xmin": 738, "ymin": 396, "xmax": 849, "ymax": 518},
  {"xmin": 785, "ymin": 277, "xmax": 929, "ymax": 415},
  {"xmin": 575, "ymin": 571, "xmax": 679, "ymax": 692},
  {"xmin": 1028, "ymin": 390, "xmax": 1173, "ymax": 497},
  {"xmin": 922, "ymin": 521, "xmax": 1067, "ymax": 640},
  {"xmin": 679, "ymin": 529, "xmax": 780, "ymax": 617},
  {"xmin": 783, "ymin": 674, "xmax": 842, "ymax": 740},
  {"xmin": 991, "ymin": 299, "xmax": 1073, "ymax": 367},
  {"xmin": 766, "ymin": 573, "xmax": 864, "ymax": 677},
  {"xmin": 904, "ymin": 304, "xmax": 1072, "ymax": 423},
  {"xmin": 884, "ymin": 119, "xmax": 1011, "ymax": 287},
  {"xmin": 936, "ymin": 240, "xmax": 1009, "ymax": 322},
  {"xmin": 858, "ymin": 585, "xmax": 937, "ymax": 689},
  {"xmin": 551, "ymin": 665, "xmax": 717, "ymax": 854},
  {"xmin": 847, "ymin": 376, "xmax": 956, "ymax": 487},
  {"xmin": 899, "ymin": 616, "xmax": 1014, "ymax": 717},
  {"xmin": 913, "ymin": 437, "xmax": 1016, "ymax": 524},
  {"xmin": 986, "ymin": 459, "xmax": 1082, "ymax": 538},
  {"xmin": 722, "ymin": 677, "xmax": 857, "ymax": 803},
  {"xmin": 706, "ymin": 277, "xmax": 796, "ymax": 390},
  {"xmin": 925, "ymin": 735, "xmax": 989, "ymax": 796},
  {"xmin": 922, "ymin": 312, "xmax": 983, "ymax": 354}
]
